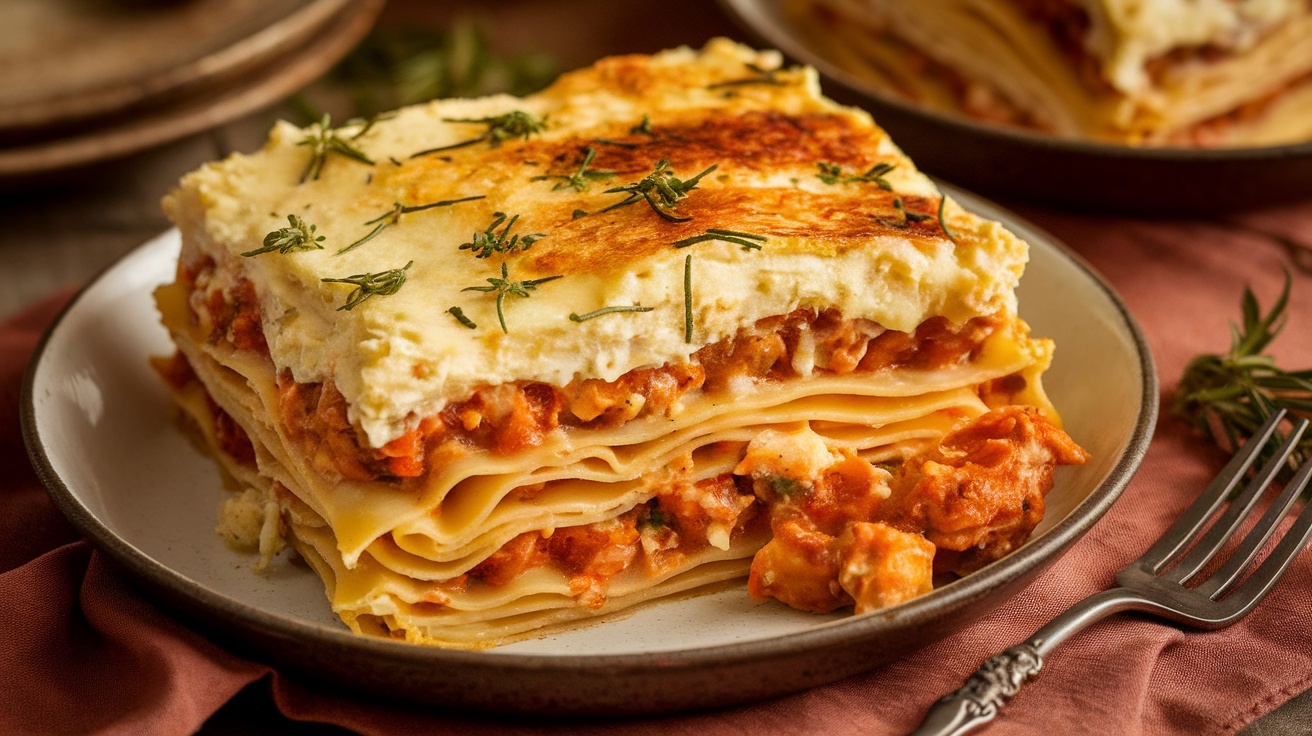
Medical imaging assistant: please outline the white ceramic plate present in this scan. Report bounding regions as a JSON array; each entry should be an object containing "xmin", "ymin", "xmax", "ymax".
[{"xmin": 22, "ymin": 188, "xmax": 1156, "ymax": 715}]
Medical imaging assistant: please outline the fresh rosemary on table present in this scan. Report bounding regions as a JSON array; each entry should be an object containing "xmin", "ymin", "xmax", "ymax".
[{"xmin": 1173, "ymin": 274, "xmax": 1312, "ymax": 475}]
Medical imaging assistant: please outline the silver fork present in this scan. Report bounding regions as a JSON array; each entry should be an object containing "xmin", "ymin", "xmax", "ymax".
[{"xmin": 912, "ymin": 409, "xmax": 1312, "ymax": 736}]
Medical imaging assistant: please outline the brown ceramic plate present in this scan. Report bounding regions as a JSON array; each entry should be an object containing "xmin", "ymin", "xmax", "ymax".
[
  {"xmin": 717, "ymin": 0, "xmax": 1312, "ymax": 213},
  {"xmin": 22, "ymin": 188, "xmax": 1156, "ymax": 716},
  {"xmin": 0, "ymin": 0, "xmax": 384, "ymax": 178}
]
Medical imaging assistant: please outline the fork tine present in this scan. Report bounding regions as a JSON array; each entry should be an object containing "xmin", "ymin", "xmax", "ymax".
[
  {"xmin": 1197, "ymin": 449, "xmax": 1312, "ymax": 600},
  {"xmin": 1162, "ymin": 418, "xmax": 1309, "ymax": 585},
  {"xmin": 1211, "ymin": 466, "xmax": 1312, "ymax": 624},
  {"xmin": 1137, "ymin": 409, "xmax": 1288, "ymax": 573}
]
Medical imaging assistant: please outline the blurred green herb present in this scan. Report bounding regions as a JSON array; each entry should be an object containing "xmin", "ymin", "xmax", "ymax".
[
  {"xmin": 1173, "ymin": 273, "xmax": 1312, "ymax": 477},
  {"xmin": 324, "ymin": 19, "xmax": 558, "ymax": 119},
  {"xmin": 411, "ymin": 111, "xmax": 548, "ymax": 157}
]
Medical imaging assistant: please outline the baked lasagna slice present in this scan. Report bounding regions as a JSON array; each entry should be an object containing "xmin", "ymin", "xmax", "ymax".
[
  {"xmin": 154, "ymin": 38, "xmax": 1087, "ymax": 649},
  {"xmin": 789, "ymin": 0, "xmax": 1312, "ymax": 146}
]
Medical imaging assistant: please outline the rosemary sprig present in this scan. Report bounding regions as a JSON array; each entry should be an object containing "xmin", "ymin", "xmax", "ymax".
[
  {"xmin": 602, "ymin": 159, "xmax": 717, "ymax": 223},
  {"xmin": 337, "ymin": 195, "xmax": 486, "ymax": 254},
  {"xmin": 938, "ymin": 196, "xmax": 955, "ymax": 241},
  {"xmin": 447, "ymin": 306, "xmax": 477, "ymax": 329},
  {"xmin": 297, "ymin": 114, "xmax": 376, "ymax": 183},
  {"xmin": 244, "ymin": 215, "xmax": 325, "ymax": 257},
  {"xmin": 321, "ymin": 261, "xmax": 413, "ymax": 311},
  {"xmin": 894, "ymin": 197, "xmax": 932, "ymax": 223},
  {"xmin": 530, "ymin": 146, "xmax": 616, "ymax": 191},
  {"xmin": 816, "ymin": 161, "xmax": 895, "ymax": 190},
  {"xmin": 708, "ymin": 62, "xmax": 787, "ymax": 89},
  {"xmin": 683, "ymin": 254, "xmax": 694, "ymax": 343},
  {"xmin": 411, "ymin": 111, "xmax": 547, "ymax": 157},
  {"xmin": 671, "ymin": 228, "xmax": 767, "ymax": 251},
  {"xmin": 1173, "ymin": 273, "xmax": 1312, "ymax": 476},
  {"xmin": 459, "ymin": 212, "xmax": 545, "ymax": 258},
  {"xmin": 461, "ymin": 262, "xmax": 563, "ymax": 333},
  {"xmin": 569, "ymin": 305, "xmax": 654, "ymax": 322}
]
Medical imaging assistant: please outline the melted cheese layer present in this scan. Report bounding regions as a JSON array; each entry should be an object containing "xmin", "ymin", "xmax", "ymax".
[{"xmin": 163, "ymin": 38, "xmax": 1027, "ymax": 448}]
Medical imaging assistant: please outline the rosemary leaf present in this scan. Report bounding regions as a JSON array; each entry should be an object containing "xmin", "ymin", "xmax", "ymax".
[
  {"xmin": 321, "ymin": 261, "xmax": 413, "ymax": 311},
  {"xmin": 1173, "ymin": 273, "xmax": 1312, "ymax": 478},
  {"xmin": 569, "ymin": 305, "xmax": 654, "ymax": 322},
  {"xmin": 244, "ymin": 215, "xmax": 325, "ymax": 257}
]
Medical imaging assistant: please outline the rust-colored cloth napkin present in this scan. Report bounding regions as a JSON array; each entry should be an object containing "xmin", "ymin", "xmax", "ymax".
[{"xmin": 3, "ymin": 202, "xmax": 1312, "ymax": 736}]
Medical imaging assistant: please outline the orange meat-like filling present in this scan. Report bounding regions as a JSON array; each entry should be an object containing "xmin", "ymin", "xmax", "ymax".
[
  {"xmin": 271, "ymin": 309, "xmax": 1001, "ymax": 484},
  {"xmin": 421, "ymin": 405, "xmax": 1086, "ymax": 615}
]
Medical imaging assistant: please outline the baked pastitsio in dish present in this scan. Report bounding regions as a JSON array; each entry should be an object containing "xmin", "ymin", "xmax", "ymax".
[
  {"xmin": 787, "ymin": 0, "xmax": 1312, "ymax": 146},
  {"xmin": 153, "ymin": 39, "xmax": 1088, "ymax": 648}
]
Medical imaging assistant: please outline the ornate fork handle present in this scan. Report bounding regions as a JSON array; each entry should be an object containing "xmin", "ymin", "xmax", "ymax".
[
  {"xmin": 910, "ymin": 642, "xmax": 1044, "ymax": 735},
  {"xmin": 910, "ymin": 589, "xmax": 1153, "ymax": 736}
]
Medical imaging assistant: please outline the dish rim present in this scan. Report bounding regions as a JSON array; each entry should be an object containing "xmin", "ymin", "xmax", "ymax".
[
  {"xmin": 19, "ymin": 187, "xmax": 1158, "ymax": 699},
  {"xmin": 715, "ymin": 0, "xmax": 1312, "ymax": 163}
]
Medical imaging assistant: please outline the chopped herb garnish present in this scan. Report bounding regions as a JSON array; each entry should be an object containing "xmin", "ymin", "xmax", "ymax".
[
  {"xmin": 638, "ymin": 502, "xmax": 670, "ymax": 531},
  {"xmin": 769, "ymin": 476, "xmax": 805, "ymax": 497},
  {"xmin": 938, "ymin": 196, "xmax": 955, "ymax": 241},
  {"xmin": 296, "ymin": 114, "xmax": 376, "ymax": 183},
  {"xmin": 529, "ymin": 146, "xmax": 616, "ymax": 191},
  {"xmin": 459, "ymin": 212, "xmax": 545, "ymax": 258},
  {"xmin": 244, "ymin": 214, "xmax": 325, "ymax": 257},
  {"xmin": 569, "ymin": 305, "xmax": 654, "ymax": 322},
  {"xmin": 337, "ymin": 195, "xmax": 486, "ymax": 254},
  {"xmin": 1173, "ymin": 273, "xmax": 1312, "ymax": 479},
  {"xmin": 603, "ymin": 159, "xmax": 717, "ymax": 223},
  {"xmin": 683, "ymin": 254, "xmax": 694, "ymax": 343},
  {"xmin": 571, "ymin": 208, "xmax": 589, "ymax": 220},
  {"xmin": 671, "ymin": 228, "xmax": 767, "ymax": 251},
  {"xmin": 708, "ymin": 62, "xmax": 787, "ymax": 89},
  {"xmin": 321, "ymin": 261, "xmax": 413, "ymax": 311},
  {"xmin": 593, "ymin": 137, "xmax": 639, "ymax": 149},
  {"xmin": 461, "ymin": 262, "xmax": 562, "ymax": 333},
  {"xmin": 816, "ymin": 161, "xmax": 896, "ymax": 190},
  {"xmin": 411, "ymin": 111, "xmax": 547, "ymax": 156},
  {"xmin": 630, "ymin": 114, "xmax": 654, "ymax": 135},
  {"xmin": 894, "ymin": 197, "xmax": 934, "ymax": 224},
  {"xmin": 447, "ymin": 306, "xmax": 477, "ymax": 329}
]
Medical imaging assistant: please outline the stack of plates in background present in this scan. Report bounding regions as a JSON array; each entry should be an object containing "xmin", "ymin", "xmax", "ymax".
[{"xmin": 0, "ymin": 0, "xmax": 384, "ymax": 178}]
